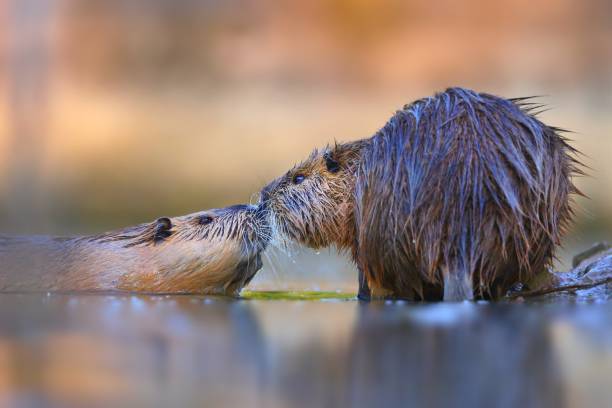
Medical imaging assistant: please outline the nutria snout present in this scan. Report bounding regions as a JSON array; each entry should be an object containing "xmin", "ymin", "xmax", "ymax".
[
  {"xmin": 260, "ymin": 87, "xmax": 581, "ymax": 301},
  {"xmin": 0, "ymin": 204, "xmax": 270, "ymax": 295}
]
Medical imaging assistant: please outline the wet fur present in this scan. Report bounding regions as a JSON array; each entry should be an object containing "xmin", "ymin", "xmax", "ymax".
[
  {"xmin": 261, "ymin": 88, "xmax": 582, "ymax": 300},
  {"xmin": 0, "ymin": 205, "xmax": 270, "ymax": 295}
]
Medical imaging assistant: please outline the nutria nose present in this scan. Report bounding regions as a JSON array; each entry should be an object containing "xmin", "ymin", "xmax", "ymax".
[
  {"xmin": 218, "ymin": 204, "xmax": 261, "ymax": 218},
  {"xmin": 259, "ymin": 187, "xmax": 270, "ymax": 204},
  {"xmin": 254, "ymin": 201, "xmax": 268, "ymax": 221},
  {"xmin": 221, "ymin": 204, "xmax": 249, "ymax": 214},
  {"xmin": 259, "ymin": 179, "xmax": 280, "ymax": 204}
]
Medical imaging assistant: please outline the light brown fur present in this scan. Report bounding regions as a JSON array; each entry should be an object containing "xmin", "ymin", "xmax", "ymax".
[{"xmin": 0, "ymin": 205, "xmax": 269, "ymax": 295}]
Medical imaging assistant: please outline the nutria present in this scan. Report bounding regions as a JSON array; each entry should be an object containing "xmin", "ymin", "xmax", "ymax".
[
  {"xmin": 0, "ymin": 204, "xmax": 269, "ymax": 295},
  {"xmin": 260, "ymin": 87, "xmax": 581, "ymax": 301}
]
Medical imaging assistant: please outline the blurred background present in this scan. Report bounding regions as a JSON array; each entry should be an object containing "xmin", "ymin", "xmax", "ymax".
[{"xmin": 1, "ymin": 0, "xmax": 612, "ymax": 289}]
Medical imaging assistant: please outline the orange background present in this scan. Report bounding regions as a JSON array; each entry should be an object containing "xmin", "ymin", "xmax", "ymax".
[{"xmin": 1, "ymin": 0, "xmax": 611, "ymax": 280}]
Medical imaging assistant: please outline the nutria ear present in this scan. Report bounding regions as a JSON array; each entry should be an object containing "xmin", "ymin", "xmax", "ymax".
[
  {"xmin": 324, "ymin": 151, "xmax": 341, "ymax": 173},
  {"xmin": 154, "ymin": 217, "xmax": 173, "ymax": 242},
  {"xmin": 326, "ymin": 140, "xmax": 366, "ymax": 171}
]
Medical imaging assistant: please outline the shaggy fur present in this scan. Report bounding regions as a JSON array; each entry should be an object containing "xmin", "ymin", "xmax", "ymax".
[
  {"xmin": 0, "ymin": 205, "xmax": 270, "ymax": 294},
  {"xmin": 261, "ymin": 87, "xmax": 582, "ymax": 300}
]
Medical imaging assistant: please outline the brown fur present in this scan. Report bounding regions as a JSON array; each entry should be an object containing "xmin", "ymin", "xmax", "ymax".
[
  {"xmin": 260, "ymin": 88, "xmax": 581, "ymax": 300},
  {"xmin": 261, "ymin": 145, "xmax": 366, "ymax": 250},
  {"xmin": 0, "ymin": 205, "xmax": 269, "ymax": 295}
]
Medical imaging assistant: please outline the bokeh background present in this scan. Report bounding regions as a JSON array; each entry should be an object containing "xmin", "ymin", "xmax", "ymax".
[{"xmin": 1, "ymin": 0, "xmax": 612, "ymax": 289}]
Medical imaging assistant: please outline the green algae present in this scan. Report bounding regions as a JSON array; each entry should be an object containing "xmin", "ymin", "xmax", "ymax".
[{"xmin": 240, "ymin": 290, "xmax": 356, "ymax": 301}]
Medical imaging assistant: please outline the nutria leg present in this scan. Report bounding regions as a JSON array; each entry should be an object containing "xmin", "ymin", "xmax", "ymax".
[
  {"xmin": 442, "ymin": 267, "xmax": 474, "ymax": 301},
  {"xmin": 357, "ymin": 267, "xmax": 371, "ymax": 301}
]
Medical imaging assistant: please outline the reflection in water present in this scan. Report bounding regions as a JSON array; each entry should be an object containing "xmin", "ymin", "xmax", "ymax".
[
  {"xmin": 0, "ymin": 295, "xmax": 610, "ymax": 407},
  {"xmin": 346, "ymin": 304, "xmax": 563, "ymax": 408},
  {"xmin": 0, "ymin": 295, "xmax": 268, "ymax": 407}
]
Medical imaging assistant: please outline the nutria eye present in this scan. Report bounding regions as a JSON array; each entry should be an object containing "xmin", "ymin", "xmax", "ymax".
[
  {"xmin": 292, "ymin": 174, "xmax": 306, "ymax": 184},
  {"xmin": 199, "ymin": 215, "xmax": 214, "ymax": 225}
]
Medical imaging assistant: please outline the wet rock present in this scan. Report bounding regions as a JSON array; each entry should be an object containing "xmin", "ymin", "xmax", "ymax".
[
  {"xmin": 572, "ymin": 247, "xmax": 612, "ymax": 281},
  {"xmin": 572, "ymin": 242, "xmax": 611, "ymax": 268},
  {"xmin": 520, "ymin": 245, "xmax": 612, "ymax": 301}
]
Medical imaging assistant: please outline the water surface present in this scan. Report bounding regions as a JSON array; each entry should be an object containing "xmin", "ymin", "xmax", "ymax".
[{"xmin": 0, "ymin": 293, "xmax": 610, "ymax": 408}]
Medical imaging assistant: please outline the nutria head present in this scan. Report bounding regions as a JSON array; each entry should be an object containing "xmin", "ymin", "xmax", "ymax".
[
  {"xmin": 259, "ymin": 142, "xmax": 365, "ymax": 250},
  {"xmin": 92, "ymin": 204, "xmax": 271, "ymax": 294},
  {"xmin": 0, "ymin": 204, "xmax": 270, "ymax": 295}
]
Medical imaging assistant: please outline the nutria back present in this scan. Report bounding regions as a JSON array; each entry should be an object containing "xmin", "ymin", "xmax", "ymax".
[{"xmin": 353, "ymin": 88, "xmax": 580, "ymax": 299}]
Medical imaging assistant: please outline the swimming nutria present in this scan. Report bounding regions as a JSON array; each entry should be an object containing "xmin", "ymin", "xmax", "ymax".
[
  {"xmin": 260, "ymin": 87, "xmax": 581, "ymax": 301},
  {"xmin": 0, "ymin": 204, "xmax": 269, "ymax": 295}
]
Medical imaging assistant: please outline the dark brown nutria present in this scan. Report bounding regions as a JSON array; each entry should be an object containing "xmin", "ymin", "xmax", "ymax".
[
  {"xmin": 260, "ymin": 87, "xmax": 582, "ymax": 301},
  {"xmin": 0, "ymin": 204, "xmax": 269, "ymax": 295}
]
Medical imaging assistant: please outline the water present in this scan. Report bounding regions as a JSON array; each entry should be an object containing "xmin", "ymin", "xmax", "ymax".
[{"xmin": 0, "ymin": 293, "xmax": 610, "ymax": 408}]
